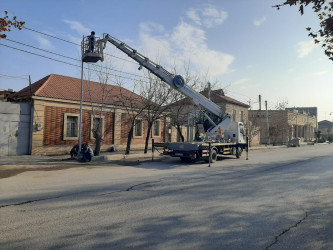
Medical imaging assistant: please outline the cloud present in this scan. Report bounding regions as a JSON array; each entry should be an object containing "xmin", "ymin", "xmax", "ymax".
[
  {"xmin": 233, "ymin": 78, "xmax": 249, "ymax": 85},
  {"xmin": 186, "ymin": 5, "xmax": 228, "ymax": 28},
  {"xmin": 35, "ymin": 36, "xmax": 55, "ymax": 50},
  {"xmin": 297, "ymin": 40, "xmax": 316, "ymax": 58},
  {"xmin": 63, "ymin": 20, "xmax": 90, "ymax": 35},
  {"xmin": 253, "ymin": 16, "xmax": 266, "ymax": 26},
  {"xmin": 137, "ymin": 19, "xmax": 234, "ymax": 79},
  {"xmin": 314, "ymin": 71, "xmax": 328, "ymax": 76}
]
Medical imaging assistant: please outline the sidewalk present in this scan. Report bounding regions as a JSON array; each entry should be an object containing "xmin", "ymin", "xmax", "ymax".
[
  {"xmin": 0, "ymin": 150, "xmax": 163, "ymax": 166},
  {"xmin": 0, "ymin": 145, "xmax": 290, "ymax": 166}
]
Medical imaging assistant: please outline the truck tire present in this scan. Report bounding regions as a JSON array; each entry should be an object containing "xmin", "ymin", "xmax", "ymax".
[
  {"xmin": 205, "ymin": 149, "xmax": 217, "ymax": 163},
  {"xmin": 236, "ymin": 148, "xmax": 242, "ymax": 158},
  {"xmin": 211, "ymin": 149, "xmax": 217, "ymax": 162}
]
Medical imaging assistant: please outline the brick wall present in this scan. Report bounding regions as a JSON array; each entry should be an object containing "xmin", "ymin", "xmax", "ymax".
[
  {"xmin": 120, "ymin": 113, "xmax": 165, "ymax": 145},
  {"xmin": 43, "ymin": 106, "xmax": 114, "ymax": 146}
]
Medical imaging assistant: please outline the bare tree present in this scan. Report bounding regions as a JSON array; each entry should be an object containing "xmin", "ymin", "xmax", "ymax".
[
  {"xmin": 246, "ymin": 110, "xmax": 262, "ymax": 147},
  {"xmin": 275, "ymin": 98, "xmax": 289, "ymax": 110},
  {"xmin": 139, "ymin": 72, "xmax": 174, "ymax": 153},
  {"xmin": 85, "ymin": 63, "xmax": 114, "ymax": 156},
  {"xmin": 113, "ymin": 76, "xmax": 147, "ymax": 155}
]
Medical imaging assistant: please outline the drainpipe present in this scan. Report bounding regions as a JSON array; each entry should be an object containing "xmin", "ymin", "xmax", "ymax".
[{"xmin": 28, "ymin": 75, "xmax": 33, "ymax": 155}]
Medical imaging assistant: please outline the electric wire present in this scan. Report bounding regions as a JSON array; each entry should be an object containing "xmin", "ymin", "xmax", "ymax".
[
  {"xmin": 6, "ymin": 38, "xmax": 79, "ymax": 61},
  {"xmin": 0, "ymin": 73, "xmax": 29, "ymax": 80},
  {"xmin": 9, "ymin": 27, "xmax": 255, "ymax": 102},
  {"xmin": 1, "ymin": 41, "xmax": 256, "ymax": 102},
  {"xmin": 23, "ymin": 26, "xmax": 138, "ymax": 64},
  {"xmin": 23, "ymin": 26, "xmax": 78, "ymax": 45},
  {"xmin": 3, "ymin": 39, "xmax": 150, "ymax": 80},
  {"xmin": 0, "ymin": 43, "xmax": 143, "ymax": 83}
]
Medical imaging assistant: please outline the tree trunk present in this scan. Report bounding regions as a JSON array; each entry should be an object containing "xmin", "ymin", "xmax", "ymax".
[
  {"xmin": 144, "ymin": 122, "xmax": 153, "ymax": 154},
  {"xmin": 93, "ymin": 128, "xmax": 103, "ymax": 156},
  {"xmin": 125, "ymin": 125, "xmax": 134, "ymax": 155},
  {"xmin": 176, "ymin": 124, "xmax": 184, "ymax": 142},
  {"xmin": 94, "ymin": 136, "xmax": 102, "ymax": 156}
]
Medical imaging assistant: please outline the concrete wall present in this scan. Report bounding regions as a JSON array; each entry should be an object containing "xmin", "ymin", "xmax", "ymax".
[{"xmin": 0, "ymin": 102, "xmax": 31, "ymax": 156}]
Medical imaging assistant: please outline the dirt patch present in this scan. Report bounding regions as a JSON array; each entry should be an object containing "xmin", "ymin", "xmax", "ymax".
[
  {"xmin": 0, "ymin": 160, "xmax": 146, "ymax": 179},
  {"xmin": 0, "ymin": 165, "xmax": 84, "ymax": 179}
]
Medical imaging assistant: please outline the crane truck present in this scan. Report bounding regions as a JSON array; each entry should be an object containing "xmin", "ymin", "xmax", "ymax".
[{"xmin": 84, "ymin": 33, "xmax": 248, "ymax": 163}]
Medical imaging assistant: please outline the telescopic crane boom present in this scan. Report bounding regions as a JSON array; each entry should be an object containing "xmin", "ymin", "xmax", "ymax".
[{"xmin": 100, "ymin": 34, "xmax": 229, "ymax": 120}]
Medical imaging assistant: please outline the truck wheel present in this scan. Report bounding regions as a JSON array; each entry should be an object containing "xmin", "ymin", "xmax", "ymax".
[
  {"xmin": 211, "ymin": 149, "xmax": 217, "ymax": 162},
  {"xmin": 206, "ymin": 149, "xmax": 217, "ymax": 163},
  {"xmin": 236, "ymin": 148, "xmax": 243, "ymax": 158}
]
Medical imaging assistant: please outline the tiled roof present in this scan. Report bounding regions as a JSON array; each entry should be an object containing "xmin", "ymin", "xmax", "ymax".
[
  {"xmin": 9, "ymin": 74, "xmax": 147, "ymax": 108},
  {"xmin": 171, "ymin": 88, "xmax": 249, "ymax": 108},
  {"xmin": 200, "ymin": 89, "xmax": 250, "ymax": 107}
]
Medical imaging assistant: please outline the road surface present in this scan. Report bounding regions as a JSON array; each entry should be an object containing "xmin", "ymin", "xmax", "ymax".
[{"xmin": 1, "ymin": 144, "xmax": 332, "ymax": 249}]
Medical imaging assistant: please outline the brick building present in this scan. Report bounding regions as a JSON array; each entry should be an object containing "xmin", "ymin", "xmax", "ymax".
[
  {"xmin": 8, "ymin": 74, "xmax": 167, "ymax": 155},
  {"xmin": 169, "ymin": 88, "xmax": 251, "ymax": 142},
  {"xmin": 249, "ymin": 109, "xmax": 317, "ymax": 145},
  {"xmin": 318, "ymin": 120, "xmax": 333, "ymax": 141}
]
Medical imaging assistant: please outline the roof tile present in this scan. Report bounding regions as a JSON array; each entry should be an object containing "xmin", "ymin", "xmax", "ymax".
[{"xmin": 9, "ymin": 74, "xmax": 147, "ymax": 108}]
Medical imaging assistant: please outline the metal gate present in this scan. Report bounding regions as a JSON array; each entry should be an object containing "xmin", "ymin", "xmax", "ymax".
[{"xmin": 0, "ymin": 103, "xmax": 31, "ymax": 156}]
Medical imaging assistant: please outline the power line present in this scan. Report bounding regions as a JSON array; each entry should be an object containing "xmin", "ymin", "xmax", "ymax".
[
  {"xmin": 6, "ymin": 27, "xmax": 257, "ymax": 104},
  {"xmin": 2, "ymin": 39, "xmax": 150, "ymax": 80},
  {"xmin": 23, "ymin": 26, "xmax": 138, "ymax": 65},
  {"xmin": 0, "ymin": 43, "xmax": 144, "ymax": 83},
  {"xmin": 0, "ymin": 73, "xmax": 29, "ymax": 80},
  {"xmin": 228, "ymin": 90, "xmax": 255, "ymax": 100},
  {"xmin": 6, "ymin": 38, "xmax": 79, "ymax": 61},
  {"xmin": 23, "ymin": 26, "xmax": 79, "ymax": 45}
]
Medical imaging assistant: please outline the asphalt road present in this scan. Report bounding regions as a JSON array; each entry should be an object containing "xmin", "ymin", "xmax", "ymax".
[{"xmin": 0, "ymin": 144, "xmax": 332, "ymax": 249}]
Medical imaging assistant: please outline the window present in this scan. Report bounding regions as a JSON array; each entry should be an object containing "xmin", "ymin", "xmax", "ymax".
[
  {"xmin": 134, "ymin": 119, "xmax": 143, "ymax": 137},
  {"xmin": 240, "ymin": 111, "xmax": 244, "ymax": 122},
  {"xmin": 90, "ymin": 115, "xmax": 105, "ymax": 139},
  {"xmin": 232, "ymin": 110, "xmax": 236, "ymax": 121},
  {"xmin": 63, "ymin": 113, "xmax": 79, "ymax": 140},
  {"xmin": 153, "ymin": 120, "xmax": 160, "ymax": 137}
]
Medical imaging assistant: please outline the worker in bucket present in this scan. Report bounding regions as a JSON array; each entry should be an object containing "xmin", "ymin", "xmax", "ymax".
[{"xmin": 88, "ymin": 31, "xmax": 95, "ymax": 52}]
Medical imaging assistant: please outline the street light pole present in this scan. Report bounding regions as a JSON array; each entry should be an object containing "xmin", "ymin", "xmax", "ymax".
[
  {"xmin": 78, "ymin": 36, "xmax": 84, "ymax": 155},
  {"xmin": 78, "ymin": 41, "xmax": 84, "ymax": 154},
  {"xmin": 265, "ymin": 100, "xmax": 270, "ymax": 145},
  {"xmin": 327, "ymin": 112, "xmax": 333, "ymax": 142}
]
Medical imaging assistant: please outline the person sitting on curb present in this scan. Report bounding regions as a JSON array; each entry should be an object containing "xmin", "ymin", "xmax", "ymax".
[
  {"xmin": 70, "ymin": 144, "xmax": 79, "ymax": 159},
  {"xmin": 82, "ymin": 142, "xmax": 93, "ymax": 162}
]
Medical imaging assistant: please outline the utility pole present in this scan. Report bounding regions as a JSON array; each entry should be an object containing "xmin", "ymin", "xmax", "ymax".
[
  {"xmin": 265, "ymin": 100, "xmax": 270, "ymax": 145},
  {"xmin": 259, "ymin": 95, "xmax": 261, "ymax": 110},
  {"xmin": 327, "ymin": 112, "xmax": 333, "ymax": 142},
  {"xmin": 78, "ymin": 36, "xmax": 85, "ymax": 154}
]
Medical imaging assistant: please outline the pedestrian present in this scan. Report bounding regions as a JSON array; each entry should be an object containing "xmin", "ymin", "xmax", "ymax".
[
  {"xmin": 70, "ymin": 144, "xmax": 79, "ymax": 159},
  {"xmin": 88, "ymin": 31, "xmax": 95, "ymax": 52},
  {"xmin": 82, "ymin": 142, "xmax": 93, "ymax": 162}
]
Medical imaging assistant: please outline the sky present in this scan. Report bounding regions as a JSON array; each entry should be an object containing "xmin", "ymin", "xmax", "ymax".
[{"xmin": 1, "ymin": 0, "xmax": 333, "ymax": 121}]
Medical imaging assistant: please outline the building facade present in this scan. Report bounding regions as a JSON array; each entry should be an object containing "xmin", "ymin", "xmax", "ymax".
[
  {"xmin": 169, "ymin": 88, "xmax": 252, "ymax": 143},
  {"xmin": 6, "ymin": 74, "xmax": 254, "ymax": 155},
  {"xmin": 8, "ymin": 74, "xmax": 167, "ymax": 155},
  {"xmin": 318, "ymin": 120, "xmax": 333, "ymax": 141},
  {"xmin": 249, "ymin": 109, "xmax": 317, "ymax": 145}
]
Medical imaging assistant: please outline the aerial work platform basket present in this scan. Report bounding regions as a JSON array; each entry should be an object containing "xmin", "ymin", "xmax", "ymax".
[{"xmin": 81, "ymin": 31, "xmax": 104, "ymax": 63}]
